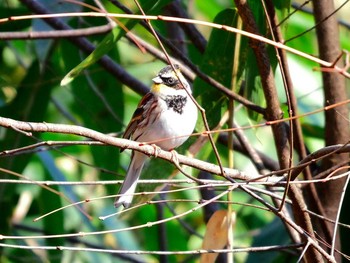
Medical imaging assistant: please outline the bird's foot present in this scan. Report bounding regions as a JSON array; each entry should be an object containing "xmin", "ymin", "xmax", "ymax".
[{"xmin": 150, "ymin": 144, "xmax": 161, "ymax": 158}]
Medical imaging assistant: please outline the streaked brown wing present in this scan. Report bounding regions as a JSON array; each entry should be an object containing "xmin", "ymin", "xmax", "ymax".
[{"xmin": 122, "ymin": 92, "xmax": 154, "ymax": 140}]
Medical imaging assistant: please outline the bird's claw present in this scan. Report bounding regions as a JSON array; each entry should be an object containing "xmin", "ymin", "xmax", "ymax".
[
  {"xmin": 150, "ymin": 144, "xmax": 161, "ymax": 158},
  {"xmin": 170, "ymin": 149, "xmax": 179, "ymax": 165}
]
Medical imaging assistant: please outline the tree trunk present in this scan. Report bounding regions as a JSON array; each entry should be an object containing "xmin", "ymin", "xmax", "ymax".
[{"xmin": 312, "ymin": 0, "xmax": 350, "ymax": 261}]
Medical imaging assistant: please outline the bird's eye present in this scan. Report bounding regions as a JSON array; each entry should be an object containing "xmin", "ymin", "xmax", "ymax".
[{"xmin": 165, "ymin": 77, "xmax": 176, "ymax": 85}]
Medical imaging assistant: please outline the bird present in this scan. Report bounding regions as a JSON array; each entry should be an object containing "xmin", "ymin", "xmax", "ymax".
[{"xmin": 114, "ymin": 64, "xmax": 198, "ymax": 208}]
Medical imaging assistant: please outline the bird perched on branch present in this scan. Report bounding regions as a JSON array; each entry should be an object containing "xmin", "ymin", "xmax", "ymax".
[{"xmin": 114, "ymin": 64, "xmax": 198, "ymax": 208}]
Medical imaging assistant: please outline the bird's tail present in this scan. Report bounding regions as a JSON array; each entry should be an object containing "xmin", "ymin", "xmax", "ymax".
[{"xmin": 114, "ymin": 152, "xmax": 147, "ymax": 208}]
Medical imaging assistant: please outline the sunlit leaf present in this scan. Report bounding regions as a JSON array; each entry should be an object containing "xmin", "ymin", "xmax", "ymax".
[{"xmin": 201, "ymin": 210, "xmax": 236, "ymax": 263}]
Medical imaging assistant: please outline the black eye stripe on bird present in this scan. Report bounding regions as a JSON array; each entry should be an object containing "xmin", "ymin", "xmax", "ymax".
[
  {"xmin": 114, "ymin": 64, "xmax": 197, "ymax": 209},
  {"xmin": 162, "ymin": 77, "xmax": 178, "ymax": 86}
]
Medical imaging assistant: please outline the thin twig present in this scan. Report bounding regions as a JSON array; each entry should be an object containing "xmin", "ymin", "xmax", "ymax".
[
  {"xmin": 133, "ymin": 0, "xmax": 226, "ymax": 180},
  {"xmin": 330, "ymin": 169, "xmax": 350, "ymax": 257},
  {"xmin": 2, "ymin": 12, "xmax": 349, "ymax": 78}
]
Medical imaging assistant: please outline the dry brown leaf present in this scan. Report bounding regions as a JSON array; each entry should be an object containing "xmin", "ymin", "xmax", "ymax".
[{"xmin": 200, "ymin": 209, "xmax": 236, "ymax": 263}]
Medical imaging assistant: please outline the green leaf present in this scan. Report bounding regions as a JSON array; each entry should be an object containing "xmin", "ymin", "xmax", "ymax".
[
  {"xmin": 60, "ymin": 27, "xmax": 120, "ymax": 86},
  {"xmin": 0, "ymin": 6, "xmax": 31, "ymax": 31},
  {"xmin": 193, "ymin": 8, "xmax": 239, "ymax": 129},
  {"xmin": 0, "ymin": 60, "xmax": 55, "ymax": 171},
  {"xmin": 134, "ymin": 157, "xmax": 175, "ymax": 205},
  {"xmin": 39, "ymin": 166, "xmax": 64, "ymax": 263},
  {"xmin": 246, "ymin": 217, "xmax": 294, "ymax": 263},
  {"xmin": 0, "ymin": 60, "xmax": 55, "ymax": 235},
  {"xmin": 60, "ymin": 0, "xmax": 171, "ymax": 86},
  {"xmin": 302, "ymin": 123, "xmax": 324, "ymax": 139},
  {"xmin": 244, "ymin": 48, "xmax": 266, "ymax": 121},
  {"xmin": 274, "ymin": 0, "xmax": 291, "ymax": 28},
  {"xmin": 194, "ymin": 1, "xmax": 229, "ymax": 21},
  {"xmin": 61, "ymin": 40, "xmax": 124, "ymax": 195},
  {"xmin": 243, "ymin": 1, "xmax": 266, "ymax": 122}
]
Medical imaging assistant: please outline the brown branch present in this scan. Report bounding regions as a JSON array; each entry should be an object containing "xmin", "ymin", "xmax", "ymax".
[
  {"xmin": 3, "ymin": 10, "xmax": 350, "ymax": 79},
  {"xmin": 264, "ymin": 0, "xmax": 333, "ymax": 248},
  {"xmin": 20, "ymin": 0, "xmax": 149, "ymax": 95},
  {"xmin": 234, "ymin": 0, "xmax": 289, "ymax": 169},
  {"xmin": 312, "ymin": 0, "xmax": 350, "ymax": 259},
  {"xmin": 0, "ymin": 24, "xmax": 113, "ymax": 40},
  {"xmin": 233, "ymin": 1, "xmax": 323, "ymax": 261},
  {"xmin": 238, "ymin": 184, "xmax": 337, "ymax": 263},
  {"xmin": 164, "ymin": 0, "xmax": 207, "ymax": 53},
  {"xmin": 290, "ymin": 143, "xmax": 350, "ymax": 181},
  {"xmin": 0, "ymin": 116, "xmax": 263, "ymax": 182}
]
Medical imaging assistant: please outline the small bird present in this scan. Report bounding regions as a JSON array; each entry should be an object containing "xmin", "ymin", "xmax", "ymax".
[{"xmin": 114, "ymin": 64, "xmax": 198, "ymax": 208}]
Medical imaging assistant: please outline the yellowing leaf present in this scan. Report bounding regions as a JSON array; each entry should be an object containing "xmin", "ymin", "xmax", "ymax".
[{"xmin": 201, "ymin": 210, "xmax": 236, "ymax": 263}]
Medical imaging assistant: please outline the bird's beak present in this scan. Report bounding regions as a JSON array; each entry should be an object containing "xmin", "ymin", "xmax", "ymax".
[{"xmin": 152, "ymin": 76, "xmax": 162, "ymax": 84}]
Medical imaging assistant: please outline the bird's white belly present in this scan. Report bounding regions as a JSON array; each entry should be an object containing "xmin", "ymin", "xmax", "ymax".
[{"xmin": 138, "ymin": 99, "xmax": 197, "ymax": 150}]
